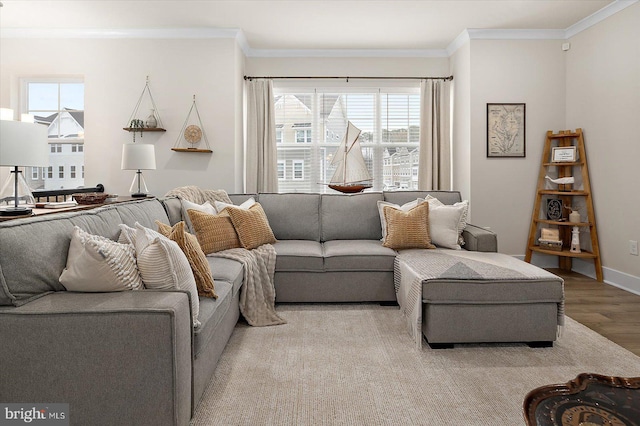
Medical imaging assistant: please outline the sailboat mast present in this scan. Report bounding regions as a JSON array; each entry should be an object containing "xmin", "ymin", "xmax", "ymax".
[{"xmin": 342, "ymin": 138, "xmax": 348, "ymax": 184}]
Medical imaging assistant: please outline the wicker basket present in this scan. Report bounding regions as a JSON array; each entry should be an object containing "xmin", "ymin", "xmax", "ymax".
[
  {"xmin": 539, "ymin": 239, "xmax": 563, "ymax": 251},
  {"xmin": 72, "ymin": 192, "xmax": 109, "ymax": 205}
]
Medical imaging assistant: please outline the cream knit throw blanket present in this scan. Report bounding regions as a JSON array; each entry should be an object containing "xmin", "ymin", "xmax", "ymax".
[
  {"xmin": 164, "ymin": 185, "xmax": 232, "ymax": 205},
  {"xmin": 210, "ymin": 244, "xmax": 286, "ymax": 327}
]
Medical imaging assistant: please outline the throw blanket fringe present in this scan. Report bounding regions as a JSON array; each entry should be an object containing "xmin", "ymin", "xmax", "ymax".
[{"xmin": 210, "ymin": 244, "xmax": 286, "ymax": 327}]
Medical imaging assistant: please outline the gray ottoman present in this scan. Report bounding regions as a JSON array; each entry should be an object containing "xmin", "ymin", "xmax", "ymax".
[{"xmin": 395, "ymin": 250, "xmax": 564, "ymax": 348}]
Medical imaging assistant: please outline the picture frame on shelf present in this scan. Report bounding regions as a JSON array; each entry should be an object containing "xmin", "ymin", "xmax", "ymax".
[
  {"xmin": 486, "ymin": 103, "xmax": 526, "ymax": 158},
  {"xmin": 546, "ymin": 198, "xmax": 563, "ymax": 221},
  {"xmin": 551, "ymin": 146, "xmax": 577, "ymax": 162}
]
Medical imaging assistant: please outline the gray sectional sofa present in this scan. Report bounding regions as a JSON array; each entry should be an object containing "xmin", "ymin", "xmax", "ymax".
[{"xmin": 0, "ymin": 190, "xmax": 512, "ymax": 425}]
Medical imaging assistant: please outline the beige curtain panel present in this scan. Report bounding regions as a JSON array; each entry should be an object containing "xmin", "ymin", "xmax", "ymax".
[
  {"xmin": 418, "ymin": 79, "xmax": 451, "ymax": 190},
  {"xmin": 246, "ymin": 79, "xmax": 278, "ymax": 193}
]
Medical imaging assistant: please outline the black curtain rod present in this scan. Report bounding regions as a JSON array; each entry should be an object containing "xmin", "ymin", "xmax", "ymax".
[{"xmin": 243, "ymin": 75, "xmax": 453, "ymax": 81}]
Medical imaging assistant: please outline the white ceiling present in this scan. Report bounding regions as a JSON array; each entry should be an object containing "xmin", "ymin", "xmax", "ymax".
[{"xmin": 0, "ymin": 0, "xmax": 627, "ymax": 52}]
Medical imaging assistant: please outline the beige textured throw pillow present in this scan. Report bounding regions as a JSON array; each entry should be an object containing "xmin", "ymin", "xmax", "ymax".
[
  {"xmin": 180, "ymin": 199, "xmax": 217, "ymax": 233},
  {"xmin": 187, "ymin": 209, "xmax": 242, "ymax": 254},
  {"xmin": 132, "ymin": 223, "xmax": 201, "ymax": 327},
  {"xmin": 382, "ymin": 203, "xmax": 436, "ymax": 250},
  {"xmin": 156, "ymin": 221, "xmax": 218, "ymax": 299},
  {"xmin": 377, "ymin": 199, "xmax": 424, "ymax": 242},
  {"xmin": 226, "ymin": 203, "xmax": 277, "ymax": 250},
  {"xmin": 60, "ymin": 227, "xmax": 143, "ymax": 292}
]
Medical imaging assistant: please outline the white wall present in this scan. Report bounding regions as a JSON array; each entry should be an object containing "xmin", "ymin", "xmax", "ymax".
[
  {"xmin": 565, "ymin": 3, "xmax": 640, "ymax": 282},
  {"xmin": 450, "ymin": 42, "xmax": 471, "ymax": 202},
  {"xmin": 0, "ymin": 37, "xmax": 243, "ymax": 197},
  {"xmin": 469, "ymin": 39, "xmax": 566, "ymax": 256}
]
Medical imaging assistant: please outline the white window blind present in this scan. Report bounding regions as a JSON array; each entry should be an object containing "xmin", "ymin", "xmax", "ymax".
[{"xmin": 274, "ymin": 87, "xmax": 420, "ymax": 193}]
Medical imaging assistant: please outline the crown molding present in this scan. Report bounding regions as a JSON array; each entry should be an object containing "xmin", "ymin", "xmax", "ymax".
[
  {"xmin": 565, "ymin": 0, "xmax": 638, "ymax": 38},
  {"xmin": 2, "ymin": 0, "xmax": 637, "ymax": 58},
  {"xmin": 246, "ymin": 48, "xmax": 448, "ymax": 58},
  {"xmin": 0, "ymin": 27, "xmax": 243, "ymax": 40},
  {"xmin": 446, "ymin": 0, "xmax": 638, "ymax": 55}
]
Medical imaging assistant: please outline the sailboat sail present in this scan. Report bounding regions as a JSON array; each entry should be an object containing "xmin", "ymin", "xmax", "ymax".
[{"xmin": 330, "ymin": 121, "xmax": 372, "ymax": 185}]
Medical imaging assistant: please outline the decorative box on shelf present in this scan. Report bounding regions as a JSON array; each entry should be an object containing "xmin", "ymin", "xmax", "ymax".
[{"xmin": 538, "ymin": 239, "xmax": 563, "ymax": 251}]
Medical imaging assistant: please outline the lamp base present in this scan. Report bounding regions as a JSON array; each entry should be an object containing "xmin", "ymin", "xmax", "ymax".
[
  {"xmin": 0, "ymin": 206, "xmax": 33, "ymax": 217},
  {"xmin": 131, "ymin": 193, "xmax": 148, "ymax": 198}
]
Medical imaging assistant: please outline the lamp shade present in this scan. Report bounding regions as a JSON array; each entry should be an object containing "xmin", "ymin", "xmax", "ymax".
[
  {"xmin": 0, "ymin": 120, "xmax": 49, "ymax": 167},
  {"xmin": 121, "ymin": 143, "xmax": 156, "ymax": 170}
]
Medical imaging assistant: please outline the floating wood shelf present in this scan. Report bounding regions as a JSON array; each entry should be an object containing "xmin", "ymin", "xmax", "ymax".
[
  {"xmin": 123, "ymin": 127, "xmax": 166, "ymax": 132},
  {"xmin": 525, "ymin": 128, "xmax": 602, "ymax": 281},
  {"xmin": 171, "ymin": 148, "xmax": 212, "ymax": 153}
]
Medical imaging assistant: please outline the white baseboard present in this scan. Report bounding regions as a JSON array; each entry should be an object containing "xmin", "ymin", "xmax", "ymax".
[{"xmin": 513, "ymin": 254, "xmax": 640, "ymax": 297}]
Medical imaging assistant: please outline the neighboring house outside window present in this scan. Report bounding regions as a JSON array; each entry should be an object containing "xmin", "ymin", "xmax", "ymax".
[
  {"xmin": 273, "ymin": 89, "xmax": 420, "ymax": 192},
  {"xmin": 23, "ymin": 78, "xmax": 85, "ymax": 190},
  {"xmin": 277, "ymin": 161, "xmax": 285, "ymax": 180}
]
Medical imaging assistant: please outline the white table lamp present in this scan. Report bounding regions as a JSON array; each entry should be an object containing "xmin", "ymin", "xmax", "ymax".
[
  {"xmin": 0, "ymin": 111, "xmax": 49, "ymax": 216},
  {"xmin": 121, "ymin": 143, "xmax": 156, "ymax": 197}
]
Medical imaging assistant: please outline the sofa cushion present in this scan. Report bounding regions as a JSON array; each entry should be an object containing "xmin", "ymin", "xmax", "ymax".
[
  {"xmin": 226, "ymin": 203, "xmax": 277, "ymax": 250},
  {"xmin": 207, "ymin": 257, "xmax": 244, "ymax": 296},
  {"xmin": 188, "ymin": 209, "xmax": 241, "ymax": 254},
  {"xmin": 156, "ymin": 221, "xmax": 218, "ymax": 299},
  {"xmin": 323, "ymin": 240, "xmax": 396, "ymax": 272},
  {"xmin": 258, "ymin": 193, "xmax": 321, "ymax": 241},
  {"xmin": 0, "ymin": 207, "xmax": 124, "ymax": 306},
  {"xmin": 194, "ymin": 280, "xmax": 233, "ymax": 358},
  {"xmin": 59, "ymin": 227, "xmax": 143, "ymax": 292},
  {"xmin": 273, "ymin": 240, "xmax": 324, "ymax": 272},
  {"xmin": 383, "ymin": 190, "xmax": 462, "ymax": 206},
  {"xmin": 112, "ymin": 198, "xmax": 171, "ymax": 229},
  {"xmin": 382, "ymin": 203, "xmax": 436, "ymax": 250},
  {"xmin": 321, "ymin": 193, "xmax": 383, "ymax": 241}
]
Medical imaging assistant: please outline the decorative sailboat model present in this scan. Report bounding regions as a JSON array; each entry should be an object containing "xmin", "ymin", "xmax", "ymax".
[{"xmin": 328, "ymin": 121, "xmax": 372, "ymax": 193}]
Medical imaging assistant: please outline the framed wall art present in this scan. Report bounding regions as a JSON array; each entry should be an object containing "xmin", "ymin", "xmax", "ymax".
[
  {"xmin": 487, "ymin": 103, "xmax": 526, "ymax": 157},
  {"xmin": 551, "ymin": 146, "xmax": 577, "ymax": 162}
]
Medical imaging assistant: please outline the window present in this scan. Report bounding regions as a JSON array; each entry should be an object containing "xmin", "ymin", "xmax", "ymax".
[
  {"xmin": 274, "ymin": 88, "xmax": 420, "ymax": 192},
  {"xmin": 276, "ymin": 128, "xmax": 283, "ymax": 144},
  {"xmin": 292, "ymin": 160, "xmax": 304, "ymax": 180},
  {"xmin": 22, "ymin": 78, "xmax": 84, "ymax": 190},
  {"xmin": 31, "ymin": 168, "xmax": 39, "ymax": 179},
  {"xmin": 70, "ymin": 166, "xmax": 76, "ymax": 178},
  {"xmin": 277, "ymin": 161, "xmax": 285, "ymax": 180}
]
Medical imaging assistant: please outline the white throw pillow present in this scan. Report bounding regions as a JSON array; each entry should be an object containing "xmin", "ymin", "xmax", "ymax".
[
  {"xmin": 377, "ymin": 199, "xmax": 424, "ymax": 242},
  {"xmin": 60, "ymin": 227, "xmax": 143, "ymax": 292},
  {"xmin": 213, "ymin": 197, "xmax": 255, "ymax": 214},
  {"xmin": 131, "ymin": 223, "xmax": 201, "ymax": 327},
  {"xmin": 181, "ymin": 199, "xmax": 217, "ymax": 233},
  {"xmin": 425, "ymin": 196, "xmax": 469, "ymax": 249}
]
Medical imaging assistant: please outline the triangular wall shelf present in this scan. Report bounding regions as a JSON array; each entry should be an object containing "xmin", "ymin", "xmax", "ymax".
[
  {"xmin": 124, "ymin": 76, "xmax": 166, "ymax": 135},
  {"xmin": 172, "ymin": 95, "xmax": 212, "ymax": 153}
]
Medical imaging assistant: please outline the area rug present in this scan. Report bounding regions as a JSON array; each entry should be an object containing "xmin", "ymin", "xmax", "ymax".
[{"xmin": 191, "ymin": 304, "xmax": 640, "ymax": 425}]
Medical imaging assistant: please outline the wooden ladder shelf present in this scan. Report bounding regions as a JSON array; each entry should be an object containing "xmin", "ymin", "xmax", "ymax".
[{"xmin": 524, "ymin": 128, "xmax": 603, "ymax": 281}]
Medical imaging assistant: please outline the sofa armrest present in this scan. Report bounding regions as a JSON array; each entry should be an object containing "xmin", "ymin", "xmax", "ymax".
[
  {"xmin": 0, "ymin": 291, "xmax": 192, "ymax": 426},
  {"xmin": 462, "ymin": 224, "xmax": 498, "ymax": 252}
]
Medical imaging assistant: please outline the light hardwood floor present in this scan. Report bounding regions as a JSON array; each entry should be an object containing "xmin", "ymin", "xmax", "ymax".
[{"xmin": 550, "ymin": 268, "xmax": 640, "ymax": 357}]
